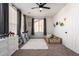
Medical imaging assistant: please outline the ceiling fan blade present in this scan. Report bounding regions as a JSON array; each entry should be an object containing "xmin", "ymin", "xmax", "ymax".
[
  {"xmin": 36, "ymin": 3, "xmax": 40, "ymax": 6},
  {"xmin": 41, "ymin": 3, "xmax": 47, "ymax": 6},
  {"xmin": 42, "ymin": 7, "xmax": 50, "ymax": 9},
  {"xmin": 31, "ymin": 7, "xmax": 39, "ymax": 9}
]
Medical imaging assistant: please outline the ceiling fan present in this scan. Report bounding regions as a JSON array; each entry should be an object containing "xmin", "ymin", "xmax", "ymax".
[{"xmin": 31, "ymin": 3, "xmax": 50, "ymax": 12}]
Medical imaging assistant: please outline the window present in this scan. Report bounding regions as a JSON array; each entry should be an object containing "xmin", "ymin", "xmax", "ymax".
[
  {"xmin": 34, "ymin": 19, "xmax": 44, "ymax": 32},
  {"xmin": 9, "ymin": 5, "xmax": 17, "ymax": 34}
]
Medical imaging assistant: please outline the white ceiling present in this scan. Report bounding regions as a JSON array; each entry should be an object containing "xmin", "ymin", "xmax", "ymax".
[{"xmin": 14, "ymin": 3, "xmax": 66, "ymax": 18}]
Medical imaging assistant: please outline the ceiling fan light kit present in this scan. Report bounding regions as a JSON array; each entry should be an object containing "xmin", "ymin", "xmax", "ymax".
[
  {"xmin": 40, "ymin": 8, "xmax": 43, "ymax": 10},
  {"xmin": 31, "ymin": 3, "xmax": 50, "ymax": 12}
]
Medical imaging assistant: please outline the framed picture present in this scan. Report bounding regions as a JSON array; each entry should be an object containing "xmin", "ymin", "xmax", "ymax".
[
  {"xmin": 56, "ymin": 22, "xmax": 58, "ymax": 25},
  {"xmin": 60, "ymin": 22, "xmax": 64, "ymax": 26}
]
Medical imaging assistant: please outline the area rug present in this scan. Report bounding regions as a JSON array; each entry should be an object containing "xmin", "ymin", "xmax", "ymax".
[{"xmin": 21, "ymin": 39, "xmax": 48, "ymax": 49}]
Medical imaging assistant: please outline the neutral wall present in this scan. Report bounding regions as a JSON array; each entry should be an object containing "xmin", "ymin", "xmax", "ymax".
[
  {"xmin": 26, "ymin": 17, "xmax": 54, "ymax": 36},
  {"xmin": 46, "ymin": 17, "xmax": 54, "ymax": 35},
  {"xmin": 52, "ymin": 4, "xmax": 79, "ymax": 54}
]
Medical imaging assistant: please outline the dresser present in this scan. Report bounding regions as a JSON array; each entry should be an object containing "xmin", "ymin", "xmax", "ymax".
[
  {"xmin": 0, "ymin": 39, "xmax": 8, "ymax": 56},
  {"xmin": 0, "ymin": 36, "xmax": 18, "ymax": 56}
]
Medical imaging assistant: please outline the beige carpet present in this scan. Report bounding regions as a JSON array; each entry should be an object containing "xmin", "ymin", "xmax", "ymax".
[{"xmin": 21, "ymin": 39, "xmax": 48, "ymax": 49}]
